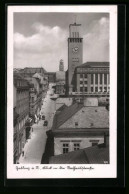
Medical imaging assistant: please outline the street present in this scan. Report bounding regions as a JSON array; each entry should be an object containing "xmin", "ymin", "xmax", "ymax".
[{"xmin": 19, "ymin": 83, "xmax": 56, "ymax": 164}]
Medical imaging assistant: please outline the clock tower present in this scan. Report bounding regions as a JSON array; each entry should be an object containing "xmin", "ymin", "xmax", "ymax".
[{"xmin": 68, "ymin": 22, "xmax": 83, "ymax": 94}]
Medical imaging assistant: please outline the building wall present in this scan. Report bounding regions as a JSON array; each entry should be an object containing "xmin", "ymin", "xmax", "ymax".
[
  {"xmin": 76, "ymin": 71, "xmax": 109, "ymax": 93},
  {"xmin": 56, "ymin": 84, "xmax": 65, "ymax": 95},
  {"xmin": 13, "ymin": 75, "xmax": 30, "ymax": 163},
  {"xmin": 54, "ymin": 137, "xmax": 104, "ymax": 155}
]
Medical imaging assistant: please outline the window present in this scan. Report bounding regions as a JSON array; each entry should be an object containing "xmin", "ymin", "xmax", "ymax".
[
  {"xmin": 99, "ymin": 87, "xmax": 102, "ymax": 92},
  {"xmin": 95, "ymin": 87, "xmax": 98, "ymax": 92},
  {"xmin": 104, "ymin": 74, "xmax": 107, "ymax": 84},
  {"xmin": 92, "ymin": 142, "xmax": 98, "ymax": 146},
  {"xmin": 91, "ymin": 87, "xmax": 93, "ymax": 92},
  {"xmin": 85, "ymin": 74, "xmax": 87, "ymax": 78},
  {"xmin": 85, "ymin": 87, "xmax": 87, "ymax": 92},
  {"xmin": 32, "ymin": 97, "xmax": 34, "ymax": 102},
  {"xmin": 63, "ymin": 144, "xmax": 69, "ymax": 154},
  {"xmin": 95, "ymin": 74, "xmax": 98, "ymax": 84},
  {"xmin": 80, "ymin": 87, "xmax": 83, "ymax": 92},
  {"xmin": 74, "ymin": 143, "xmax": 80, "ymax": 151},
  {"xmin": 80, "ymin": 81, "xmax": 83, "ymax": 84},
  {"xmin": 84, "ymin": 81, "xmax": 87, "ymax": 84},
  {"xmin": 80, "ymin": 74, "xmax": 83, "ymax": 78},
  {"xmin": 104, "ymin": 87, "xmax": 107, "ymax": 92}
]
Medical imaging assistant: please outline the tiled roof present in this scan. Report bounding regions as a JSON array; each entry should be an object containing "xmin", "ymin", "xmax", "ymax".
[
  {"xmin": 52, "ymin": 103, "xmax": 83, "ymax": 130},
  {"xmin": 76, "ymin": 62, "xmax": 109, "ymax": 68},
  {"xmin": 24, "ymin": 67, "xmax": 47, "ymax": 73},
  {"xmin": 52, "ymin": 105, "xmax": 109, "ymax": 131},
  {"xmin": 49, "ymin": 143, "xmax": 109, "ymax": 164},
  {"xmin": 56, "ymin": 104, "xmax": 68, "ymax": 112}
]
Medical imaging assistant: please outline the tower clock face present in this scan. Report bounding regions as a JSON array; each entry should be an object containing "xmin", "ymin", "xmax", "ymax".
[{"xmin": 72, "ymin": 47, "xmax": 79, "ymax": 53}]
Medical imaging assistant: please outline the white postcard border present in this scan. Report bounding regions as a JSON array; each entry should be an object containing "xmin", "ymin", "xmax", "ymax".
[{"xmin": 7, "ymin": 5, "xmax": 117, "ymax": 179}]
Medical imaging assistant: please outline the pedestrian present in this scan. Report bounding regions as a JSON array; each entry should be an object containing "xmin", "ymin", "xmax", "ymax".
[{"xmin": 22, "ymin": 148, "xmax": 24, "ymax": 157}]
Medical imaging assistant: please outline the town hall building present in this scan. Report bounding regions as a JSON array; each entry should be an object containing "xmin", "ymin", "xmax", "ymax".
[{"xmin": 66, "ymin": 21, "xmax": 109, "ymax": 97}]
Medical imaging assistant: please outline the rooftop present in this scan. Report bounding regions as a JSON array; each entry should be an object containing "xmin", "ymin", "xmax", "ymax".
[
  {"xmin": 76, "ymin": 62, "xmax": 109, "ymax": 69},
  {"xmin": 52, "ymin": 103, "xmax": 109, "ymax": 131},
  {"xmin": 56, "ymin": 104, "xmax": 68, "ymax": 112},
  {"xmin": 49, "ymin": 143, "xmax": 109, "ymax": 164},
  {"xmin": 52, "ymin": 103, "xmax": 84, "ymax": 130}
]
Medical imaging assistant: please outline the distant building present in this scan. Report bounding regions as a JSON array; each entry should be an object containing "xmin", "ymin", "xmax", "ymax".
[
  {"xmin": 13, "ymin": 71, "xmax": 30, "ymax": 164},
  {"xmin": 59, "ymin": 59, "xmax": 64, "ymax": 71},
  {"xmin": 19, "ymin": 67, "xmax": 46, "ymax": 78},
  {"xmin": 51, "ymin": 98, "xmax": 109, "ymax": 156},
  {"xmin": 55, "ymin": 71, "xmax": 65, "ymax": 95},
  {"xmin": 45, "ymin": 72, "xmax": 56, "ymax": 83},
  {"xmin": 55, "ymin": 60, "xmax": 66, "ymax": 95}
]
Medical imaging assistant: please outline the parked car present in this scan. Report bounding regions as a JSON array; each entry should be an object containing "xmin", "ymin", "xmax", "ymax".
[
  {"xmin": 43, "ymin": 120, "xmax": 48, "ymax": 126},
  {"xmin": 42, "ymin": 115, "xmax": 45, "ymax": 120}
]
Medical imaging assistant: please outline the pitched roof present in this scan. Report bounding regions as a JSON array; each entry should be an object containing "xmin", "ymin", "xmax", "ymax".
[
  {"xmin": 76, "ymin": 62, "xmax": 109, "ymax": 68},
  {"xmin": 52, "ymin": 105, "xmax": 109, "ymax": 131},
  {"xmin": 56, "ymin": 104, "xmax": 68, "ymax": 112},
  {"xmin": 52, "ymin": 103, "xmax": 83, "ymax": 130},
  {"xmin": 49, "ymin": 143, "xmax": 109, "ymax": 164}
]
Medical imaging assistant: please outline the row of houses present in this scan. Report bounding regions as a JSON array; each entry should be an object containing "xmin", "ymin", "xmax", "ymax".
[{"xmin": 13, "ymin": 67, "xmax": 48, "ymax": 164}]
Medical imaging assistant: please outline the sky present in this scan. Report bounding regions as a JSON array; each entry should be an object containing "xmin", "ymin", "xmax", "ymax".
[{"xmin": 14, "ymin": 12, "xmax": 109, "ymax": 72}]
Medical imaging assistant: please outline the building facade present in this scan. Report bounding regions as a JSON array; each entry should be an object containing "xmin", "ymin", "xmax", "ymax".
[
  {"xmin": 19, "ymin": 67, "xmax": 46, "ymax": 78},
  {"xmin": 55, "ymin": 68, "xmax": 66, "ymax": 95},
  {"xmin": 13, "ymin": 72, "xmax": 30, "ymax": 163},
  {"xmin": 25, "ymin": 73, "xmax": 45, "ymax": 122},
  {"xmin": 75, "ymin": 62, "xmax": 110, "ymax": 94},
  {"xmin": 68, "ymin": 22, "xmax": 83, "ymax": 94}
]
